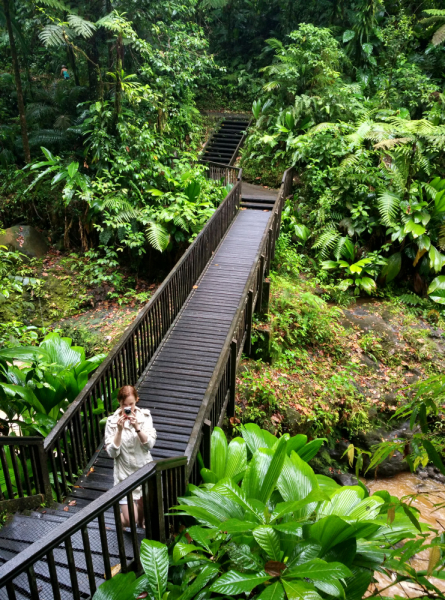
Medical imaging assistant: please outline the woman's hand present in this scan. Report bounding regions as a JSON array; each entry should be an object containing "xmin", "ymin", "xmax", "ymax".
[
  {"xmin": 127, "ymin": 415, "xmax": 139, "ymax": 430},
  {"xmin": 116, "ymin": 415, "xmax": 127, "ymax": 432}
]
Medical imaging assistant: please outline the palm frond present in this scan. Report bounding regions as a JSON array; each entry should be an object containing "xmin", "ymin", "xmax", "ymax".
[
  {"xmin": 439, "ymin": 224, "xmax": 445, "ymax": 251},
  {"xmin": 28, "ymin": 129, "xmax": 68, "ymax": 147},
  {"xmin": 377, "ymin": 191, "xmax": 400, "ymax": 226},
  {"xmin": 26, "ymin": 103, "xmax": 56, "ymax": 123},
  {"xmin": 37, "ymin": 0, "xmax": 70, "ymax": 10}
]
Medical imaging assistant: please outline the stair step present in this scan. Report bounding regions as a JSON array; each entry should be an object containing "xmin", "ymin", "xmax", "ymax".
[{"xmin": 240, "ymin": 202, "xmax": 275, "ymax": 210}]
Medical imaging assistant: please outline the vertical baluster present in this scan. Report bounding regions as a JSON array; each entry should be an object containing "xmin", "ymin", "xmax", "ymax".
[
  {"xmin": 142, "ymin": 480, "xmax": 152, "ymax": 539},
  {"xmin": 148, "ymin": 309, "xmax": 155, "ymax": 359},
  {"xmin": 1, "ymin": 447, "xmax": 15, "ymax": 500},
  {"xmin": 75, "ymin": 410, "xmax": 87, "ymax": 468},
  {"xmin": 6, "ymin": 581, "xmax": 17, "ymax": 600},
  {"xmin": 29, "ymin": 445, "xmax": 39, "ymax": 496},
  {"xmin": 113, "ymin": 501, "xmax": 128, "ymax": 572},
  {"xmin": 26, "ymin": 565, "xmax": 40, "ymax": 599},
  {"xmin": 98, "ymin": 512, "xmax": 112, "ymax": 580},
  {"xmin": 56, "ymin": 439, "xmax": 69, "ymax": 496},
  {"xmin": 47, "ymin": 549, "xmax": 62, "ymax": 600},
  {"xmin": 49, "ymin": 448, "xmax": 62, "ymax": 502},
  {"xmin": 126, "ymin": 491, "xmax": 140, "ymax": 570},
  {"xmin": 68, "ymin": 420, "xmax": 79, "ymax": 477},
  {"xmin": 106, "ymin": 367, "xmax": 113, "ymax": 413},
  {"xmin": 19, "ymin": 446, "xmax": 32, "ymax": 496},
  {"xmin": 62, "ymin": 429, "xmax": 74, "ymax": 484},
  {"xmin": 9, "ymin": 446, "xmax": 23, "ymax": 498},
  {"xmin": 65, "ymin": 537, "xmax": 82, "ymax": 600},
  {"xmin": 81, "ymin": 526, "xmax": 97, "ymax": 595},
  {"xmin": 82, "ymin": 399, "xmax": 93, "ymax": 458}
]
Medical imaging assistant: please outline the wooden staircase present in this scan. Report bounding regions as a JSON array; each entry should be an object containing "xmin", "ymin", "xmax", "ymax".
[{"xmin": 201, "ymin": 116, "xmax": 250, "ymax": 165}]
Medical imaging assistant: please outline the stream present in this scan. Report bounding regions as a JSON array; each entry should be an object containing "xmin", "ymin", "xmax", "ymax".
[{"xmin": 365, "ymin": 473, "xmax": 445, "ymax": 597}]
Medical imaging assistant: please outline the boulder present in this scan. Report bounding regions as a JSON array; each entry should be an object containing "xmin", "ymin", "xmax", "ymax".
[{"xmin": 0, "ymin": 225, "xmax": 48, "ymax": 258}]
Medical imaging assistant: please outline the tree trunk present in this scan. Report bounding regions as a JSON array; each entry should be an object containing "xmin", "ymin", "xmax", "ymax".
[
  {"xmin": 3, "ymin": 0, "xmax": 31, "ymax": 163},
  {"xmin": 67, "ymin": 45, "xmax": 80, "ymax": 86}
]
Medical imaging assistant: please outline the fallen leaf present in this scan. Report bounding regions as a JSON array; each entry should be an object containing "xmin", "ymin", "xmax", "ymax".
[
  {"xmin": 68, "ymin": 500, "xmax": 77, "ymax": 506},
  {"xmin": 193, "ymin": 285, "xmax": 198, "ymax": 289},
  {"xmin": 265, "ymin": 561, "xmax": 286, "ymax": 577},
  {"xmin": 63, "ymin": 506, "xmax": 69, "ymax": 512}
]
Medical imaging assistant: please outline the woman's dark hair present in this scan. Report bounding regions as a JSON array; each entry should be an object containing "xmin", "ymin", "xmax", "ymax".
[{"xmin": 117, "ymin": 385, "xmax": 139, "ymax": 403}]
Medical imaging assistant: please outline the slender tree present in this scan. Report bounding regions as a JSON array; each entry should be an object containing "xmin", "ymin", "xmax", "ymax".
[{"xmin": 2, "ymin": 0, "xmax": 31, "ymax": 163}]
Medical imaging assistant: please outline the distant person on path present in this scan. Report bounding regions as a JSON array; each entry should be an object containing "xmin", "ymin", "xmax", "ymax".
[
  {"xmin": 60, "ymin": 65, "xmax": 70, "ymax": 79},
  {"xmin": 104, "ymin": 385, "xmax": 156, "ymax": 528}
]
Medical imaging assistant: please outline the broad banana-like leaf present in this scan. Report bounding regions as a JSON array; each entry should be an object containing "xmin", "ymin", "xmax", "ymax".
[
  {"xmin": 92, "ymin": 572, "xmax": 137, "ymax": 600},
  {"xmin": 210, "ymin": 426, "xmax": 227, "ymax": 480},
  {"xmin": 241, "ymin": 423, "xmax": 277, "ymax": 454},
  {"xmin": 315, "ymin": 474, "xmax": 341, "ymax": 495},
  {"xmin": 317, "ymin": 488, "xmax": 364, "ymax": 519},
  {"xmin": 183, "ymin": 488, "xmax": 244, "ymax": 521},
  {"xmin": 225, "ymin": 437, "xmax": 247, "ymax": 480},
  {"xmin": 314, "ymin": 579, "xmax": 345, "ymax": 598},
  {"xmin": 242, "ymin": 437, "xmax": 287, "ymax": 504},
  {"xmin": 297, "ymin": 438, "xmax": 326, "ymax": 462},
  {"xmin": 200, "ymin": 468, "xmax": 219, "ymax": 484},
  {"xmin": 309, "ymin": 515, "xmax": 356, "ymax": 554},
  {"xmin": 286, "ymin": 434, "xmax": 307, "ymax": 455},
  {"xmin": 213, "ymin": 477, "xmax": 264, "ymax": 522},
  {"xmin": 278, "ymin": 451, "xmax": 318, "ymax": 507},
  {"xmin": 40, "ymin": 333, "xmax": 82, "ymax": 369}
]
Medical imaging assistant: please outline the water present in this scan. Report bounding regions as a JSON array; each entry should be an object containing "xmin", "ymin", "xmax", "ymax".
[{"xmin": 365, "ymin": 473, "xmax": 445, "ymax": 597}]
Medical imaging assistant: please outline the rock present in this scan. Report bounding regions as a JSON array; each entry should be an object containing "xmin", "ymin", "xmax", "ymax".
[
  {"xmin": 355, "ymin": 422, "xmax": 414, "ymax": 478},
  {"xmin": 333, "ymin": 472, "xmax": 359, "ymax": 487},
  {"xmin": 359, "ymin": 354, "xmax": 380, "ymax": 370},
  {"xmin": 283, "ymin": 406, "xmax": 304, "ymax": 436},
  {"xmin": 382, "ymin": 392, "xmax": 398, "ymax": 406},
  {"xmin": 0, "ymin": 225, "xmax": 48, "ymax": 258}
]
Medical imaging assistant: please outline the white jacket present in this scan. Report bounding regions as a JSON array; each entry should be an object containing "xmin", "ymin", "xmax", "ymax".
[{"xmin": 104, "ymin": 407, "xmax": 157, "ymax": 496}]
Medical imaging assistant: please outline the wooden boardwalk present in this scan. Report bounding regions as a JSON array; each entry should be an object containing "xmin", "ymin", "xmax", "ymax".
[{"xmin": 66, "ymin": 202, "xmax": 273, "ymax": 509}]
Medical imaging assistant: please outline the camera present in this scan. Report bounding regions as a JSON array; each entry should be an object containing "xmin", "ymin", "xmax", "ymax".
[{"xmin": 123, "ymin": 407, "xmax": 132, "ymax": 416}]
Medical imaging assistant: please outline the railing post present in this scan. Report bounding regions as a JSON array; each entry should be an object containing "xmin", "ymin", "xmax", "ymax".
[
  {"xmin": 245, "ymin": 289, "xmax": 253, "ymax": 357},
  {"xmin": 257, "ymin": 255, "xmax": 265, "ymax": 315},
  {"xmin": 228, "ymin": 340, "xmax": 237, "ymax": 418},
  {"xmin": 147, "ymin": 467, "xmax": 166, "ymax": 543},
  {"xmin": 37, "ymin": 442, "xmax": 53, "ymax": 505},
  {"xmin": 203, "ymin": 419, "xmax": 212, "ymax": 470}
]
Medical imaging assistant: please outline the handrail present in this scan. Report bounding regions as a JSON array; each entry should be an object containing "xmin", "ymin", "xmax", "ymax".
[{"xmin": 0, "ymin": 456, "xmax": 187, "ymax": 597}]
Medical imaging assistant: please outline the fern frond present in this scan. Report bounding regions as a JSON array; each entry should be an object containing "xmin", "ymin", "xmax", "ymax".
[
  {"xmin": 308, "ymin": 122, "xmax": 338, "ymax": 134},
  {"xmin": 338, "ymin": 152, "xmax": 361, "ymax": 176},
  {"xmin": 373, "ymin": 137, "xmax": 411, "ymax": 150},
  {"xmin": 266, "ymin": 38, "xmax": 284, "ymax": 50},
  {"xmin": 312, "ymin": 229, "xmax": 341, "ymax": 258},
  {"xmin": 145, "ymin": 221, "xmax": 170, "ymax": 252},
  {"xmin": 26, "ymin": 103, "xmax": 56, "ymax": 123},
  {"xmin": 439, "ymin": 224, "xmax": 445, "ymax": 250},
  {"xmin": 423, "ymin": 9, "xmax": 445, "ymax": 16},
  {"xmin": 433, "ymin": 23, "xmax": 445, "ymax": 45},
  {"xmin": 28, "ymin": 129, "xmax": 68, "ymax": 147},
  {"xmin": 37, "ymin": 0, "xmax": 70, "ymax": 10},
  {"xmin": 39, "ymin": 24, "xmax": 73, "ymax": 46},
  {"xmin": 398, "ymin": 293, "xmax": 424, "ymax": 306},
  {"xmin": 377, "ymin": 191, "xmax": 400, "ymax": 226},
  {"xmin": 67, "ymin": 14, "xmax": 96, "ymax": 38}
]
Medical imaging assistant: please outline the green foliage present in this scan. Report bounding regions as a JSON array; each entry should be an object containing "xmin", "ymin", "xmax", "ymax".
[
  {"xmin": 93, "ymin": 425, "xmax": 434, "ymax": 600},
  {"xmin": 0, "ymin": 332, "xmax": 105, "ymax": 435}
]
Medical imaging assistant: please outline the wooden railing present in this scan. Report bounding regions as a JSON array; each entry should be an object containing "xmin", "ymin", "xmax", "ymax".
[
  {"xmin": 0, "ymin": 457, "xmax": 187, "ymax": 599},
  {"xmin": 0, "ymin": 164, "xmax": 242, "ymax": 508},
  {"xmin": 185, "ymin": 168, "xmax": 294, "ymax": 483},
  {"xmin": 0, "ymin": 437, "xmax": 52, "ymax": 512},
  {"xmin": 201, "ymin": 160, "xmax": 240, "ymax": 186}
]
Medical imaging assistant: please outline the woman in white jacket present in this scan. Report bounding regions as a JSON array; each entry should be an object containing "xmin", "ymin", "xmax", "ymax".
[{"xmin": 104, "ymin": 385, "xmax": 156, "ymax": 527}]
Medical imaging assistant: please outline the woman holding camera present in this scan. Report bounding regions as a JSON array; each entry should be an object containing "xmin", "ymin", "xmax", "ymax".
[{"xmin": 104, "ymin": 385, "xmax": 156, "ymax": 528}]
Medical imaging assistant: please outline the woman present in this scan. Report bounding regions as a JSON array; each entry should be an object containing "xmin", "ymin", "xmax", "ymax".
[
  {"xmin": 60, "ymin": 65, "xmax": 70, "ymax": 79},
  {"xmin": 104, "ymin": 385, "xmax": 156, "ymax": 527}
]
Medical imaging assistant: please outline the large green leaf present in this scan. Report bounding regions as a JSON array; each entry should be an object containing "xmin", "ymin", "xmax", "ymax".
[
  {"xmin": 297, "ymin": 439, "xmax": 325, "ymax": 462},
  {"xmin": 343, "ymin": 567, "xmax": 373, "ymax": 600},
  {"xmin": 209, "ymin": 571, "xmax": 271, "ymax": 595},
  {"xmin": 210, "ymin": 427, "xmax": 228, "ymax": 480},
  {"xmin": 183, "ymin": 488, "xmax": 244, "ymax": 522},
  {"xmin": 243, "ymin": 437, "xmax": 287, "ymax": 504},
  {"xmin": 213, "ymin": 478, "xmax": 264, "ymax": 522},
  {"xmin": 282, "ymin": 580, "xmax": 322, "ymax": 600},
  {"xmin": 380, "ymin": 252, "xmax": 401, "ymax": 283},
  {"xmin": 286, "ymin": 541, "xmax": 322, "ymax": 569},
  {"xmin": 241, "ymin": 423, "xmax": 277, "ymax": 454},
  {"xmin": 258, "ymin": 581, "xmax": 285, "ymax": 600},
  {"xmin": 179, "ymin": 564, "xmax": 219, "ymax": 600},
  {"xmin": 187, "ymin": 526, "xmax": 218, "ymax": 552},
  {"xmin": 225, "ymin": 437, "xmax": 247, "ymax": 480},
  {"xmin": 40, "ymin": 333, "xmax": 82, "ymax": 369},
  {"xmin": 314, "ymin": 580, "xmax": 345, "ymax": 598},
  {"xmin": 0, "ymin": 346, "xmax": 47, "ymax": 363},
  {"xmin": 92, "ymin": 573, "xmax": 137, "ymax": 600},
  {"xmin": 278, "ymin": 451, "xmax": 318, "ymax": 504},
  {"xmin": 271, "ymin": 490, "xmax": 329, "ymax": 522},
  {"xmin": 428, "ymin": 275, "xmax": 445, "ymax": 304},
  {"xmin": 435, "ymin": 189, "xmax": 445, "ymax": 212},
  {"xmin": 309, "ymin": 516, "xmax": 356, "ymax": 554},
  {"xmin": 429, "ymin": 246, "xmax": 445, "ymax": 273},
  {"xmin": 140, "ymin": 540, "xmax": 169, "ymax": 600},
  {"xmin": 253, "ymin": 525, "xmax": 281, "ymax": 560},
  {"xmin": 284, "ymin": 558, "xmax": 352, "ymax": 581},
  {"xmin": 286, "ymin": 435, "xmax": 307, "ymax": 455},
  {"xmin": 404, "ymin": 219, "xmax": 426, "ymax": 238}
]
